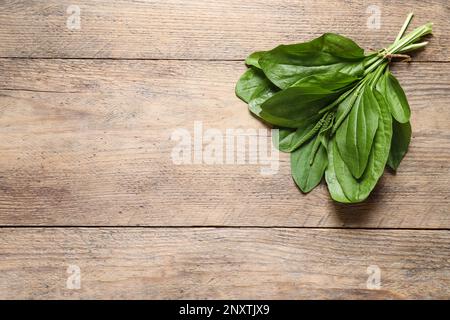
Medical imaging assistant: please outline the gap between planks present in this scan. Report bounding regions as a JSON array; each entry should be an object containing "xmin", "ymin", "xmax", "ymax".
[
  {"xmin": 0, "ymin": 57, "xmax": 449, "ymax": 63},
  {"xmin": 1, "ymin": 225, "xmax": 450, "ymax": 231}
]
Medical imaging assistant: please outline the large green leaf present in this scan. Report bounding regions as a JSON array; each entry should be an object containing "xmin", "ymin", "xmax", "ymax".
[
  {"xmin": 235, "ymin": 67, "xmax": 278, "ymax": 117},
  {"xmin": 272, "ymin": 127, "xmax": 295, "ymax": 150},
  {"xmin": 291, "ymin": 71, "xmax": 360, "ymax": 92},
  {"xmin": 335, "ymin": 85, "xmax": 379, "ymax": 179},
  {"xmin": 260, "ymin": 86, "xmax": 337, "ymax": 128},
  {"xmin": 383, "ymin": 70, "xmax": 411, "ymax": 123},
  {"xmin": 245, "ymin": 51, "xmax": 265, "ymax": 69},
  {"xmin": 333, "ymin": 89, "xmax": 392, "ymax": 203},
  {"xmin": 332, "ymin": 87, "xmax": 360, "ymax": 133},
  {"xmin": 291, "ymin": 136, "xmax": 328, "ymax": 193},
  {"xmin": 273, "ymin": 121, "xmax": 318, "ymax": 153},
  {"xmin": 387, "ymin": 120, "xmax": 411, "ymax": 170},
  {"xmin": 248, "ymin": 90, "xmax": 276, "ymax": 117},
  {"xmin": 325, "ymin": 140, "xmax": 351, "ymax": 203},
  {"xmin": 235, "ymin": 67, "xmax": 275, "ymax": 103},
  {"xmin": 259, "ymin": 33, "xmax": 366, "ymax": 89}
]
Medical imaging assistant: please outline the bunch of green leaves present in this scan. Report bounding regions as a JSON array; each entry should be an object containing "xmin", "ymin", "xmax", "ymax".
[{"xmin": 235, "ymin": 13, "xmax": 432, "ymax": 203}]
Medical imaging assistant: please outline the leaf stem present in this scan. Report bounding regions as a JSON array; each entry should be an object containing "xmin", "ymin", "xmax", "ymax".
[
  {"xmin": 370, "ymin": 62, "xmax": 387, "ymax": 88},
  {"xmin": 319, "ymin": 90, "xmax": 352, "ymax": 114},
  {"xmin": 395, "ymin": 12, "xmax": 414, "ymax": 43},
  {"xmin": 387, "ymin": 22, "xmax": 433, "ymax": 54},
  {"xmin": 364, "ymin": 54, "xmax": 382, "ymax": 68},
  {"xmin": 363, "ymin": 15, "xmax": 432, "ymax": 77},
  {"xmin": 364, "ymin": 57, "xmax": 384, "ymax": 75},
  {"xmin": 398, "ymin": 41, "xmax": 429, "ymax": 53}
]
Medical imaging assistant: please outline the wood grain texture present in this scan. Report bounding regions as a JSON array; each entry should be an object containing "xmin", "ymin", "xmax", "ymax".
[
  {"xmin": 0, "ymin": 0, "xmax": 449, "ymax": 301},
  {"xmin": 0, "ymin": 0, "xmax": 448, "ymax": 60},
  {"xmin": 0, "ymin": 59, "xmax": 449, "ymax": 227},
  {"xmin": 0, "ymin": 227, "xmax": 449, "ymax": 299}
]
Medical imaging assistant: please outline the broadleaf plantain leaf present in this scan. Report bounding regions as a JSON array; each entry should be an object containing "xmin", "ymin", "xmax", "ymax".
[
  {"xmin": 332, "ymin": 88, "xmax": 392, "ymax": 202},
  {"xmin": 259, "ymin": 33, "xmax": 366, "ymax": 89},
  {"xmin": 291, "ymin": 136, "xmax": 328, "ymax": 193},
  {"xmin": 335, "ymin": 85, "xmax": 379, "ymax": 179},
  {"xmin": 387, "ymin": 120, "xmax": 411, "ymax": 170},
  {"xmin": 383, "ymin": 69, "xmax": 411, "ymax": 123}
]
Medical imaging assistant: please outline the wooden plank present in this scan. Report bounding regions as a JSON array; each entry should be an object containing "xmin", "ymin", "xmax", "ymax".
[
  {"xmin": 0, "ymin": 59, "xmax": 449, "ymax": 227},
  {"xmin": 0, "ymin": 0, "xmax": 447, "ymax": 60},
  {"xmin": 0, "ymin": 227, "xmax": 449, "ymax": 299}
]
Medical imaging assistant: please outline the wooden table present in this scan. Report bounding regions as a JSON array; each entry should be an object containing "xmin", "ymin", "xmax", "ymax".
[{"xmin": 0, "ymin": 0, "xmax": 449, "ymax": 299}]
